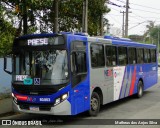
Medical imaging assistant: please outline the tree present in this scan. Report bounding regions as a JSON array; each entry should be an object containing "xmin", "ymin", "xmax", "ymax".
[
  {"xmin": 0, "ymin": 20, "xmax": 16, "ymax": 56},
  {"xmin": 0, "ymin": 2, "xmax": 16, "ymax": 56},
  {"xmin": 0, "ymin": 0, "xmax": 110, "ymax": 56},
  {"xmin": 143, "ymin": 21, "xmax": 155, "ymax": 44}
]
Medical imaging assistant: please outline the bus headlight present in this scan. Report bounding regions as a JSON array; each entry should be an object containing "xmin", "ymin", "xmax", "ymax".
[
  {"xmin": 62, "ymin": 93, "xmax": 68, "ymax": 100},
  {"xmin": 54, "ymin": 98, "xmax": 60, "ymax": 106},
  {"xmin": 54, "ymin": 92, "xmax": 69, "ymax": 106}
]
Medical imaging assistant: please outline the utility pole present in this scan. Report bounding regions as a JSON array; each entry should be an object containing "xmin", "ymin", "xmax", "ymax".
[
  {"xmin": 106, "ymin": 24, "xmax": 110, "ymax": 34},
  {"xmin": 82, "ymin": 0, "xmax": 88, "ymax": 33},
  {"xmin": 125, "ymin": 0, "xmax": 129, "ymax": 37},
  {"xmin": 100, "ymin": 15, "xmax": 103, "ymax": 36},
  {"xmin": 120, "ymin": 11, "xmax": 125, "ymax": 37},
  {"xmin": 82, "ymin": 0, "xmax": 85, "ymax": 32},
  {"xmin": 53, "ymin": 0, "xmax": 59, "ymax": 33}
]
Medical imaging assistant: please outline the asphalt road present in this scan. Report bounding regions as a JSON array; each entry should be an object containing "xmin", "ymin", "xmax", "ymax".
[{"xmin": 1, "ymin": 77, "xmax": 160, "ymax": 128}]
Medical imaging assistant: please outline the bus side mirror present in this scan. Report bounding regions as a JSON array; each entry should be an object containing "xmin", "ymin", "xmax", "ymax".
[{"xmin": 4, "ymin": 55, "xmax": 12, "ymax": 75}]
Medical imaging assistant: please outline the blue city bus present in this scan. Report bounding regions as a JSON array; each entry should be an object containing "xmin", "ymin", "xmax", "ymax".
[{"xmin": 4, "ymin": 33, "xmax": 158, "ymax": 116}]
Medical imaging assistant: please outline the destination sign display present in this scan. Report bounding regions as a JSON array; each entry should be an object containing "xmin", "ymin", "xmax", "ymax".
[
  {"xmin": 27, "ymin": 38, "xmax": 48, "ymax": 46},
  {"xmin": 15, "ymin": 36, "xmax": 64, "ymax": 47}
]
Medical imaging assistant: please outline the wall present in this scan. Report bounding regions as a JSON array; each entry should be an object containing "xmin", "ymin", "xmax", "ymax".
[
  {"xmin": 0, "ymin": 58, "xmax": 12, "ymax": 114},
  {"xmin": 0, "ymin": 58, "xmax": 11, "ymax": 96}
]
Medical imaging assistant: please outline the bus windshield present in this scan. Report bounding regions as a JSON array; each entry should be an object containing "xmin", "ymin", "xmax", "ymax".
[{"xmin": 13, "ymin": 50, "xmax": 69, "ymax": 85}]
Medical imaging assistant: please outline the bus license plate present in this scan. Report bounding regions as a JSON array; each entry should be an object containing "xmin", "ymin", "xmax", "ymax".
[{"xmin": 29, "ymin": 106, "xmax": 39, "ymax": 111}]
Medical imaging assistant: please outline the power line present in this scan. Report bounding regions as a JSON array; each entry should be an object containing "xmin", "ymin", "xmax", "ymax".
[
  {"xmin": 132, "ymin": 15, "xmax": 159, "ymax": 19},
  {"xmin": 109, "ymin": 1, "xmax": 160, "ymax": 15},
  {"xmin": 116, "ymin": 0, "xmax": 126, "ymax": 4},
  {"xmin": 116, "ymin": 0, "xmax": 160, "ymax": 11},
  {"xmin": 131, "ymin": 13, "xmax": 147, "ymax": 21},
  {"xmin": 108, "ymin": 1, "xmax": 160, "ymax": 34},
  {"xmin": 109, "ymin": 7, "xmax": 121, "ymax": 12},
  {"xmin": 107, "ymin": 13, "xmax": 159, "ymax": 19},
  {"xmin": 107, "ymin": 1, "xmax": 125, "ymax": 8},
  {"xmin": 129, "ymin": 21, "xmax": 147, "ymax": 30},
  {"xmin": 129, "ymin": 22, "xmax": 147, "ymax": 24},
  {"xmin": 131, "ymin": 8, "xmax": 160, "ymax": 15},
  {"xmin": 107, "ymin": 14, "xmax": 122, "ymax": 26},
  {"xmin": 130, "ymin": 2, "xmax": 160, "ymax": 11}
]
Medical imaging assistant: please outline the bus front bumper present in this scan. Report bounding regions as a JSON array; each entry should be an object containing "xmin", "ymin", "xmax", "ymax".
[{"xmin": 12, "ymin": 100, "xmax": 71, "ymax": 115}]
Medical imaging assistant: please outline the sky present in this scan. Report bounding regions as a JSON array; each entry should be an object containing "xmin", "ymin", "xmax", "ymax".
[{"xmin": 105, "ymin": 0, "xmax": 160, "ymax": 36}]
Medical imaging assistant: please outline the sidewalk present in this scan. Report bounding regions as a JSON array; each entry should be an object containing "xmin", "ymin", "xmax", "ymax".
[{"xmin": 0, "ymin": 98, "xmax": 12, "ymax": 116}]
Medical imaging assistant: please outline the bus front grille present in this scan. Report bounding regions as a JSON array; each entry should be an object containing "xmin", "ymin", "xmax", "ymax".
[
  {"xmin": 12, "ymin": 84, "xmax": 66, "ymax": 95},
  {"xmin": 18, "ymin": 102, "xmax": 54, "ymax": 111},
  {"xmin": 18, "ymin": 90, "xmax": 55, "ymax": 95},
  {"xmin": 12, "ymin": 85, "xmax": 59, "ymax": 95}
]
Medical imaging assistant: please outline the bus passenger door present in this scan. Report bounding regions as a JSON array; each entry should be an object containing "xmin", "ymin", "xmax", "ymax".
[{"xmin": 70, "ymin": 51, "xmax": 89, "ymax": 115}]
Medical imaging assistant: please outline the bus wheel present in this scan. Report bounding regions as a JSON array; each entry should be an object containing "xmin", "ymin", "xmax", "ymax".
[
  {"xmin": 137, "ymin": 81, "xmax": 143, "ymax": 98},
  {"xmin": 89, "ymin": 92, "xmax": 100, "ymax": 116}
]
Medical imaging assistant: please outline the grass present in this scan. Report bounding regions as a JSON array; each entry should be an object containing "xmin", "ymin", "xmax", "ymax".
[
  {"xmin": 0, "ymin": 84, "xmax": 11, "ymax": 100},
  {"xmin": 0, "ymin": 93, "xmax": 11, "ymax": 100}
]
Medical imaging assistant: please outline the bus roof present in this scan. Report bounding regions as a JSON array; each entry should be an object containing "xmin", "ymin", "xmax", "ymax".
[
  {"xmin": 17, "ymin": 33, "xmax": 57, "ymax": 40},
  {"xmin": 104, "ymin": 35, "xmax": 156, "ymax": 49},
  {"xmin": 16, "ymin": 33, "xmax": 156, "ymax": 49}
]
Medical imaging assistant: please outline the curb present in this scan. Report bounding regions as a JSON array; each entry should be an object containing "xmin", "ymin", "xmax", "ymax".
[{"xmin": 0, "ymin": 111, "xmax": 16, "ymax": 118}]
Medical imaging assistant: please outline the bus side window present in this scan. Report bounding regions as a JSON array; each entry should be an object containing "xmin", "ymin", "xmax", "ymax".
[
  {"xmin": 105, "ymin": 46, "xmax": 117, "ymax": 66},
  {"xmin": 151, "ymin": 49, "xmax": 156, "ymax": 62},
  {"xmin": 71, "ymin": 52, "xmax": 87, "ymax": 87},
  {"xmin": 71, "ymin": 52, "xmax": 87, "ymax": 74},
  {"xmin": 137, "ymin": 48, "xmax": 144, "ymax": 64},
  {"xmin": 144, "ymin": 49, "xmax": 151, "ymax": 63},
  {"xmin": 128, "ymin": 47, "xmax": 136, "ymax": 64},
  {"xmin": 90, "ymin": 44, "xmax": 105, "ymax": 68},
  {"xmin": 118, "ymin": 47, "xmax": 127, "ymax": 65}
]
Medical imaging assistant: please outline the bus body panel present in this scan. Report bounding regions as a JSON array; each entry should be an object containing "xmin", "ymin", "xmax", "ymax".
[
  {"xmin": 89, "ymin": 63, "xmax": 157, "ymax": 105},
  {"xmin": 13, "ymin": 98, "xmax": 71, "ymax": 115},
  {"xmin": 89, "ymin": 38, "xmax": 157, "ymax": 106},
  {"xmin": 142, "ymin": 63, "xmax": 157, "ymax": 90},
  {"xmin": 88, "ymin": 39, "xmax": 114, "ymax": 105},
  {"xmin": 12, "ymin": 84, "xmax": 72, "ymax": 115},
  {"xmin": 67, "ymin": 34, "xmax": 90, "ymax": 115}
]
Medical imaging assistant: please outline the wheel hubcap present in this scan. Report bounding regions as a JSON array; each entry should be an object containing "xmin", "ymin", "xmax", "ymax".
[
  {"xmin": 139, "ymin": 86, "xmax": 142, "ymax": 96},
  {"xmin": 91, "ymin": 97, "xmax": 98, "ymax": 111}
]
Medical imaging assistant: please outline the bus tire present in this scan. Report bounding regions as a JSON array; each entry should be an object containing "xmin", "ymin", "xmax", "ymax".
[
  {"xmin": 136, "ymin": 80, "xmax": 143, "ymax": 98},
  {"xmin": 88, "ymin": 92, "xmax": 100, "ymax": 116}
]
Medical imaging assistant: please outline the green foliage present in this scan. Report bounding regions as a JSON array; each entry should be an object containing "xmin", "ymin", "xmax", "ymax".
[
  {"xmin": 129, "ymin": 34, "xmax": 144, "ymax": 42},
  {"xmin": 0, "ymin": 3, "xmax": 16, "ymax": 57},
  {"xmin": 0, "ymin": 0, "xmax": 110, "ymax": 56},
  {"xmin": 149, "ymin": 27, "xmax": 160, "ymax": 41},
  {"xmin": 143, "ymin": 21, "xmax": 156, "ymax": 44},
  {"xmin": 1, "ymin": 0, "xmax": 110, "ymax": 34},
  {"xmin": 0, "ymin": 20, "xmax": 16, "ymax": 56}
]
